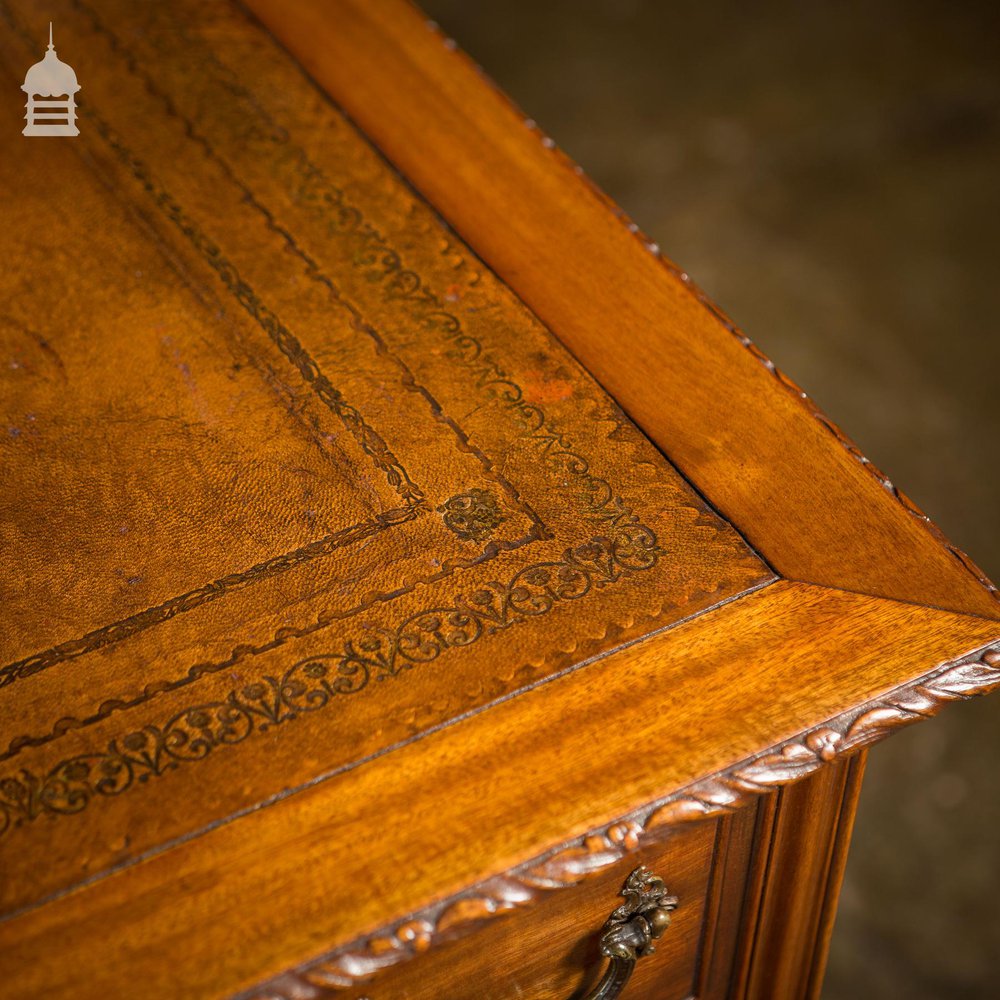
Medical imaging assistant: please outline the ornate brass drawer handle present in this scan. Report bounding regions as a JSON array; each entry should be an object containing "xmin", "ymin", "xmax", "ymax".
[{"xmin": 579, "ymin": 866, "xmax": 679, "ymax": 1000}]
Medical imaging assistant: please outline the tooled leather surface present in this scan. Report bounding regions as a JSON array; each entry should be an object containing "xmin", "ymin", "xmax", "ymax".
[{"xmin": 0, "ymin": 0, "xmax": 769, "ymax": 916}]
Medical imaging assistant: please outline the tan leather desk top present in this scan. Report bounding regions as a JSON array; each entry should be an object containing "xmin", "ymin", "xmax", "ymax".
[{"xmin": 0, "ymin": 2, "xmax": 997, "ymax": 998}]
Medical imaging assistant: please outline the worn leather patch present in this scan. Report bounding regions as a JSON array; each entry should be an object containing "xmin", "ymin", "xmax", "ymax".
[{"xmin": 0, "ymin": 0, "xmax": 770, "ymax": 915}]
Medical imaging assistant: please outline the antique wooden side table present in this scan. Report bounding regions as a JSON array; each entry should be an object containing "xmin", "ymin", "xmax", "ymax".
[{"xmin": 0, "ymin": 2, "xmax": 997, "ymax": 998}]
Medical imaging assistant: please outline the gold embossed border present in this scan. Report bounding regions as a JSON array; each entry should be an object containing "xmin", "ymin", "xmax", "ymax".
[
  {"xmin": 0, "ymin": 0, "xmax": 546, "ymax": 700},
  {"xmin": 0, "ymin": 0, "xmax": 764, "ymax": 849},
  {"xmin": 0, "ymin": 528, "xmax": 658, "ymax": 840}
]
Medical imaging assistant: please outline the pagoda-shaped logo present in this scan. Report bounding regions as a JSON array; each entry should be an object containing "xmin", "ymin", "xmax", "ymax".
[{"xmin": 22, "ymin": 23, "xmax": 80, "ymax": 137}]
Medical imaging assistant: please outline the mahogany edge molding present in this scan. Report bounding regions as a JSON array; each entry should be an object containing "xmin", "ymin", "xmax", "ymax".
[
  {"xmin": 2, "ymin": 584, "xmax": 998, "ymax": 999},
  {"xmin": 244, "ymin": 634, "xmax": 1000, "ymax": 998},
  {"xmin": 242, "ymin": 0, "xmax": 1000, "ymax": 620}
]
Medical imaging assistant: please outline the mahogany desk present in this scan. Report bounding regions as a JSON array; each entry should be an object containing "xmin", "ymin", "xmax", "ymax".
[{"xmin": 0, "ymin": 1, "xmax": 997, "ymax": 997}]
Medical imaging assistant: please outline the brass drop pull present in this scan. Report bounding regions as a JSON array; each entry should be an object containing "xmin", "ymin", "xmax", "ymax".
[{"xmin": 578, "ymin": 866, "xmax": 679, "ymax": 1000}]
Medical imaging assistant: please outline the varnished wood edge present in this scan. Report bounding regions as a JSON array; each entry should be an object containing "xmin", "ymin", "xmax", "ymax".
[
  {"xmin": 406, "ymin": 16, "xmax": 999, "ymax": 618},
  {"xmin": 241, "ymin": 0, "xmax": 999, "ymax": 618},
  {"xmin": 239, "ymin": 638, "xmax": 1000, "ymax": 998},
  {"xmin": 804, "ymin": 751, "xmax": 868, "ymax": 1000}
]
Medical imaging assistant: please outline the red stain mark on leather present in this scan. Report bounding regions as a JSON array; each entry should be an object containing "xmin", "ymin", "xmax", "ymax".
[{"xmin": 522, "ymin": 369, "xmax": 574, "ymax": 404}]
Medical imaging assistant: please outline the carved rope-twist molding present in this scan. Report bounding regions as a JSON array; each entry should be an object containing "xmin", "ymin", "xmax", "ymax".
[{"xmin": 242, "ymin": 641, "xmax": 1000, "ymax": 998}]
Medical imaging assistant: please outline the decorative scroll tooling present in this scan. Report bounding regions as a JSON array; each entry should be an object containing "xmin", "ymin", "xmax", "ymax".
[
  {"xmin": 260, "ymin": 119, "xmax": 653, "ymax": 550},
  {"xmin": 0, "ymin": 657, "xmax": 357, "ymax": 837},
  {"xmin": 0, "ymin": 533, "xmax": 659, "ymax": 839}
]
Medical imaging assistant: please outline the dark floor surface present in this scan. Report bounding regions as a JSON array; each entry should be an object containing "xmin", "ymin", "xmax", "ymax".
[{"xmin": 419, "ymin": 2, "xmax": 1000, "ymax": 996}]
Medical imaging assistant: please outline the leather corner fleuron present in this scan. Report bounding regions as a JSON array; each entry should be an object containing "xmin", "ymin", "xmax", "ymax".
[{"xmin": 0, "ymin": 0, "xmax": 768, "ymax": 926}]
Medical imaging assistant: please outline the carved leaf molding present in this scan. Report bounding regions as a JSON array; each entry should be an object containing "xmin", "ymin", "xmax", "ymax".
[{"xmin": 242, "ymin": 642, "xmax": 1000, "ymax": 998}]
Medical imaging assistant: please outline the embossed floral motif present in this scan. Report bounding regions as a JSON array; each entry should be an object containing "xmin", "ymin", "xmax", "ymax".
[
  {"xmin": 0, "ymin": 655, "xmax": 366, "ymax": 840},
  {"xmin": 437, "ymin": 489, "xmax": 505, "ymax": 542},
  {"xmin": 0, "ymin": 532, "xmax": 659, "ymax": 840}
]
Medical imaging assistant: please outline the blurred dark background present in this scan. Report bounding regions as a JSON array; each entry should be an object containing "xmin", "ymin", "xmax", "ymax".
[{"xmin": 419, "ymin": 1, "xmax": 1000, "ymax": 996}]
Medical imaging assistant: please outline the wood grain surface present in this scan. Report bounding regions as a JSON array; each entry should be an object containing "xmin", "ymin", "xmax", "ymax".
[
  {"xmin": 1, "ymin": 582, "xmax": 997, "ymax": 998},
  {"xmin": 246, "ymin": 0, "xmax": 1000, "ymax": 619},
  {"xmin": 0, "ymin": 1, "xmax": 998, "ymax": 997}
]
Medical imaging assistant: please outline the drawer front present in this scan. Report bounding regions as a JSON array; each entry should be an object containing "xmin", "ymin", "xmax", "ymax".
[
  {"xmin": 315, "ymin": 814, "xmax": 751, "ymax": 1000},
  {"xmin": 245, "ymin": 758, "xmax": 863, "ymax": 1000}
]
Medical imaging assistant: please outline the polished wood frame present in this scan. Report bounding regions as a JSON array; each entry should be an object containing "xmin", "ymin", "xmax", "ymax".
[
  {"xmin": 244, "ymin": 0, "xmax": 1000, "ymax": 621},
  {"xmin": 2, "ymin": 2, "xmax": 997, "ymax": 997}
]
